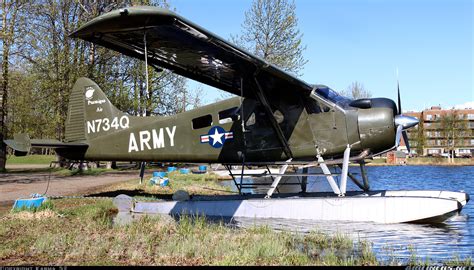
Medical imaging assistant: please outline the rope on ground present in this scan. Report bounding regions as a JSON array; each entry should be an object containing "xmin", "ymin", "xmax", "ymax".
[{"xmin": 46, "ymin": 195, "xmax": 110, "ymax": 200}]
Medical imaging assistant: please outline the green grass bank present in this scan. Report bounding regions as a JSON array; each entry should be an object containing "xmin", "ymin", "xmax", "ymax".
[
  {"xmin": 0, "ymin": 198, "xmax": 472, "ymax": 266},
  {"xmin": 0, "ymin": 198, "xmax": 379, "ymax": 266}
]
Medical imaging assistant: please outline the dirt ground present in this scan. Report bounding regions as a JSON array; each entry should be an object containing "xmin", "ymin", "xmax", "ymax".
[{"xmin": 0, "ymin": 164, "xmax": 143, "ymax": 209}]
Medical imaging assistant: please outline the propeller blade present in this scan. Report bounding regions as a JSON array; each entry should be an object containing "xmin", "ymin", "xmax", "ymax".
[
  {"xmin": 402, "ymin": 130, "xmax": 410, "ymax": 153},
  {"xmin": 395, "ymin": 124, "xmax": 403, "ymax": 148},
  {"xmin": 397, "ymin": 80, "xmax": 401, "ymax": 115}
]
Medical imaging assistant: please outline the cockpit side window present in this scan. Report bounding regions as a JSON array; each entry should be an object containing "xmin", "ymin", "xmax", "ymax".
[
  {"xmin": 314, "ymin": 86, "xmax": 352, "ymax": 108},
  {"xmin": 303, "ymin": 98, "xmax": 322, "ymax": 114}
]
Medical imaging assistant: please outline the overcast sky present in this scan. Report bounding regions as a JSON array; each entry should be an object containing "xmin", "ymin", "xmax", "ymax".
[{"xmin": 171, "ymin": 0, "xmax": 473, "ymax": 112}]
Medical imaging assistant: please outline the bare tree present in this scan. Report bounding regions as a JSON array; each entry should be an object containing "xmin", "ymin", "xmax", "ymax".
[
  {"xmin": 188, "ymin": 86, "xmax": 205, "ymax": 110},
  {"xmin": 233, "ymin": 0, "xmax": 308, "ymax": 76},
  {"xmin": 340, "ymin": 81, "xmax": 371, "ymax": 99}
]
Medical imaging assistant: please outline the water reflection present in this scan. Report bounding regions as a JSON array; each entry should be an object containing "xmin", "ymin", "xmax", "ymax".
[{"xmin": 221, "ymin": 166, "xmax": 474, "ymax": 263}]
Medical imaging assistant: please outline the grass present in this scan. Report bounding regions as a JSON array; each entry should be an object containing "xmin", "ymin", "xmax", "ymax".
[
  {"xmin": 0, "ymin": 199, "xmax": 377, "ymax": 266},
  {"xmin": 6, "ymin": 154, "xmax": 57, "ymax": 165},
  {"xmin": 1, "ymin": 164, "xmax": 473, "ymax": 266},
  {"xmin": 2, "ymin": 163, "xmax": 473, "ymax": 266},
  {"xmin": 0, "ymin": 198, "xmax": 472, "ymax": 266},
  {"xmin": 94, "ymin": 171, "xmax": 233, "ymax": 197}
]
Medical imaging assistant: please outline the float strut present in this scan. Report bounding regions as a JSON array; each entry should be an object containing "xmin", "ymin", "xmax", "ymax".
[
  {"xmin": 360, "ymin": 162, "xmax": 370, "ymax": 191},
  {"xmin": 317, "ymin": 154, "xmax": 341, "ymax": 195},
  {"xmin": 339, "ymin": 144, "xmax": 351, "ymax": 196},
  {"xmin": 265, "ymin": 158, "xmax": 292, "ymax": 198},
  {"xmin": 301, "ymin": 167, "xmax": 308, "ymax": 193},
  {"xmin": 345, "ymin": 159, "xmax": 369, "ymax": 192},
  {"xmin": 347, "ymin": 172, "xmax": 366, "ymax": 191}
]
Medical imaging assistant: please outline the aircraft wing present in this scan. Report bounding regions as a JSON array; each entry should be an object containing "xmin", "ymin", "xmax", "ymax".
[{"xmin": 69, "ymin": 6, "xmax": 313, "ymax": 99}]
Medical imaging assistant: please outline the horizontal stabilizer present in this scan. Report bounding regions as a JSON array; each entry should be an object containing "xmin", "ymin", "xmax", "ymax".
[
  {"xmin": 29, "ymin": 139, "xmax": 88, "ymax": 149},
  {"xmin": 4, "ymin": 134, "xmax": 31, "ymax": 156},
  {"xmin": 4, "ymin": 134, "xmax": 88, "ymax": 157}
]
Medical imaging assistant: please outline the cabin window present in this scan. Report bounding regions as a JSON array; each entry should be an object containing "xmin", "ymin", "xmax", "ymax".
[
  {"xmin": 192, "ymin": 114, "xmax": 213, "ymax": 129},
  {"xmin": 218, "ymin": 107, "xmax": 240, "ymax": 124}
]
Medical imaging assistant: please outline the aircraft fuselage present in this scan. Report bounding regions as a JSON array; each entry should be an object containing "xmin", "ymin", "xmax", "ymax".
[{"xmin": 70, "ymin": 78, "xmax": 397, "ymax": 163}]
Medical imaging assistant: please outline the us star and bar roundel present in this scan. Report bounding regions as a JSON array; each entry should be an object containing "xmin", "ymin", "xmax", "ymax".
[{"xmin": 200, "ymin": 126, "xmax": 233, "ymax": 148}]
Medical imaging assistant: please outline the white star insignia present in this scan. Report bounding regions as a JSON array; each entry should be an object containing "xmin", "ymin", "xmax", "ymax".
[{"xmin": 209, "ymin": 128, "xmax": 224, "ymax": 146}]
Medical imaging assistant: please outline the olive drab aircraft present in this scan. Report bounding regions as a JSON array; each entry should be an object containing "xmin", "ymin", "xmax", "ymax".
[{"xmin": 5, "ymin": 6, "xmax": 420, "ymax": 197}]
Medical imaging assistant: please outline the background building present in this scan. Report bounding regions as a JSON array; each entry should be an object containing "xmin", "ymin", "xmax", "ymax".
[{"xmin": 403, "ymin": 106, "xmax": 474, "ymax": 157}]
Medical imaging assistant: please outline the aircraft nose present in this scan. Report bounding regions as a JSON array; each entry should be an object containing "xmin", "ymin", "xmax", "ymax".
[
  {"xmin": 357, "ymin": 106, "xmax": 396, "ymax": 154},
  {"xmin": 350, "ymin": 98, "xmax": 398, "ymax": 116},
  {"xmin": 394, "ymin": 115, "xmax": 419, "ymax": 130}
]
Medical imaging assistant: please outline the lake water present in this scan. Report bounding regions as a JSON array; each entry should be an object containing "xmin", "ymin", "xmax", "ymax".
[{"xmin": 221, "ymin": 165, "xmax": 474, "ymax": 263}]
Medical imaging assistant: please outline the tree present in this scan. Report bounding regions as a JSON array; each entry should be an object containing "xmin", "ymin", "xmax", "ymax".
[
  {"xmin": 440, "ymin": 111, "xmax": 469, "ymax": 163},
  {"xmin": 2, "ymin": 0, "xmax": 192, "ymax": 169},
  {"xmin": 340, "ymin": 81, "xmax": 372, "ymax": 99},
  {"xmin": 1, "ymin": 0, "xmax": 28, "ymax": 171},
  {"xmin": 233, "ymin": 0, "xmax": 307, "ymax": 76},
  {"xmin": 415, "ymin": 118, "xmax": 425, "ymax": 156}
]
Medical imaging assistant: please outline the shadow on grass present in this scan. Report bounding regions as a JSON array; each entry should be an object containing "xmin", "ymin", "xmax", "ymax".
[{"xmin": 85, "ymin": 189, "xmax": 173, "ymax": 200}]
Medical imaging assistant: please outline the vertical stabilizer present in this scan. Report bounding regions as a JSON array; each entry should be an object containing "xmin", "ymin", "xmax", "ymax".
[{"xmin": 65, "ymin": 77, "xmax": 127, "ymax": 142}]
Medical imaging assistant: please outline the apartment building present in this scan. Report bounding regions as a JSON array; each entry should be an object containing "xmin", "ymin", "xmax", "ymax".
[{"xmin": 403, "ymin": 106, "xmax": 474, "ymax": 157}]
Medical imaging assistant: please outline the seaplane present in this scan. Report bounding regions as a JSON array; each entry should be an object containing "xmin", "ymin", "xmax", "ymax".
[{"xmin": 5, "ymin": 6, "xmax": 469, "ymax": 224}]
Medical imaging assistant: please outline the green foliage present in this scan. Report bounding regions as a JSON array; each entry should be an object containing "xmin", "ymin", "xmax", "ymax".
[
  {"xmin": 4, "ymin": 0, "xmax": 199, "ymax": 150},
  {"xmin": 416, "ymin": 120, "xmax": 425, "ymax": 156},
  {"xmin": 440, "ymin": 112, "xmax": 469, "ymax": 148},
  {"xmin": 233, "ymin": 0, "xmax": 308, "ymax": 76},
  {"xmin": 444, "ymin": 255, "xmax": 473, "ymax": 266}
]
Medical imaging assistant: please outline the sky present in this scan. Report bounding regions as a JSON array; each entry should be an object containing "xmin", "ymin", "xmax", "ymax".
[{"xmin": 171, "ymin": 0, "xmax": 473, "ymax": 112}]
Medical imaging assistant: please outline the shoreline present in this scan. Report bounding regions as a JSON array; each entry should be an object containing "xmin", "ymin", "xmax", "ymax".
[
  {"xmin": 1, "ymin": 198, "xmax": 472, "ymax": 266},
  {"xmin": 365, "ymin": 162, "xmax": 474, "ymax": 167}
]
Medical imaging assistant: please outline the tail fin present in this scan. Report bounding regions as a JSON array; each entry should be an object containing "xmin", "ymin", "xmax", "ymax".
[{"xmin": 65, "ymin": 77, "xmax": 128, "ymax": 142}]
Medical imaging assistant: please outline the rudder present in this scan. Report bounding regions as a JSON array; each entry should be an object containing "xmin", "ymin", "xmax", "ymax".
[{"xmin": 65, "ymin": 77, "xmax": 127, "ymax": 142}]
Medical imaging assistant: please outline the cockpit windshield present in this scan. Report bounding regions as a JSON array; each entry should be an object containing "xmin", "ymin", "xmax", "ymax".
[{"xmin": 314, "ymin": 86, "xmax": 352, "ymax": 108}]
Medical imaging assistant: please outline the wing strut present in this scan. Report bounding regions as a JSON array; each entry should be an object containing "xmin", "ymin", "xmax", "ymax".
[
  {"xmin": 143, "ymin": 31, "xmax": 150, "ymax": 117},
  {"xmin": 253, "ymin": 76, "xmax": 293, "ymax": 159}
]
